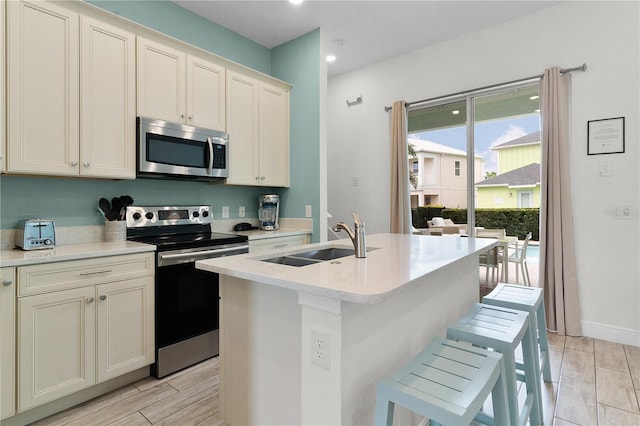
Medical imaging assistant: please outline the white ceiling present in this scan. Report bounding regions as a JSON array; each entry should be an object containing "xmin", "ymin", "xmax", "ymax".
[{"xmin": 173, "ymin": 1, "xmax": 561, "ymax": 76}]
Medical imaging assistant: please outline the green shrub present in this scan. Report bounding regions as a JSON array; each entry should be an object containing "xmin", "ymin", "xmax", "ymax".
[{"xmin": 411, "ymin": 207, "xmax": 539, "ymax": 241}]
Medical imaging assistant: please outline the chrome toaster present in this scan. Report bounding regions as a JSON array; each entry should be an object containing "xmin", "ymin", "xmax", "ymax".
[{"xmin": 16, "ymin": 219, "xmax": 56, "ymax": 250}]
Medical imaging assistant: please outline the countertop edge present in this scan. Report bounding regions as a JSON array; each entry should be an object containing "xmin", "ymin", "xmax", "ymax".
[{"xmin": 0, "ymin": 241, "xmax": 156, "ymax": 267}]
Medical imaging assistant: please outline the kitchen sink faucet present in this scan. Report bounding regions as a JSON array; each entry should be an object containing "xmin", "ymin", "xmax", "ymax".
[{"xmin": 332, "ymin": 213, "xmax": 367, "ymax": 258}]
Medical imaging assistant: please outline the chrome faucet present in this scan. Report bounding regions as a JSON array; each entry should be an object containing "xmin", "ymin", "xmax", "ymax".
[{"xmin": 332, "ymin": 213, "xmax": 367, "ymax": 258}]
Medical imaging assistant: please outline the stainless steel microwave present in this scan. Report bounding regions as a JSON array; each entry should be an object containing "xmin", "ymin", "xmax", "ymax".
[{"xmin": 137, "ymin": 117, "xmax": 229, "ymax": 181}]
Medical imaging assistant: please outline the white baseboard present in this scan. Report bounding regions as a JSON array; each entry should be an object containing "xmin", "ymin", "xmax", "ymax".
[{"xmin": 581, "ymin": 320, "xmax": 640, "ymax": 347}]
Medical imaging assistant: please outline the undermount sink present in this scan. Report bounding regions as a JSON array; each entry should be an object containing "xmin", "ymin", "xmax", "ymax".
[
  {"xmin": 262, "ymin": 256, "xmax": 322, "ymax": 267},
  {"xmin": 260, "ymin": 247, "xmax": 377, "ymax": 267},
  {"xmin": 293, "ymin": 248, "xmax": 355, "ymax": 261}
]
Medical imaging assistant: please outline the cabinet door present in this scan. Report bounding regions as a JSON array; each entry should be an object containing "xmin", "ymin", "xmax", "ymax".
[
  {"xmin": 1, "ymin": 268, "xmax": 16, "ymax": 419},
  {"xmin": 259, "ymin": 82, "xmax": 290, "ymax": 187},
  {"xmin": 187, "ymin": 55, "xmax": 225, "ymax": 131},
  {"xmin": 18, "ymin": 287, "xmax": 95, "ymax": 411},
  {"xmin": 226, "ymin": 71, "xmax": 260, "ymax": 185},
  {"xmin": 80, "ymin": 16, "xmax": 136, "ymax": 179},
  {"xmin": 137, "ymin": 36, "xmax": 185, "ymax": 123},
  {"xmin": 96, "ymin": 277, "xmax": 154, "ymax": 382},
  {"xmin": 7, "ymin": 0, "xmax": 80, "ymax": 176},
  {"xmin": 1, "ymin": 1, "xmax": 5, "ymax": 173}
]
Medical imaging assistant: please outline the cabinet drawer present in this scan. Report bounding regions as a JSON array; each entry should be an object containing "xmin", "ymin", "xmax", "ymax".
[
  {"xmin": 248, "ymin": 234, "xmax": 310, "ymax": 253},
  {"xmin": 18, "ymin": 253, "xmax": 154, "ymax": 296}
]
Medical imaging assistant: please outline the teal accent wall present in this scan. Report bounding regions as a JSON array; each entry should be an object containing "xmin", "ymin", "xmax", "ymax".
[
  {"xmin": 0, "ymin": 176, "xmax": 267, "ymax": 228},
  {"xmin": 87, "ymin": 0, "xmax": 271, "ymax": 74},
  {"xmin": 271, "ymin": 29, "xmax": 321, "ymax": 242},
  {"xmin": 1, "ymin": 3, "xmax": 322, "ymax": 239}
]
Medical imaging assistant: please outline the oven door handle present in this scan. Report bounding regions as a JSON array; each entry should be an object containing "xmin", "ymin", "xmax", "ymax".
[
  {"xmin": 207, "ymin": 137, "xmax": 214, "ymax": 175},
  {"xmin": 158, "ymin": 245, "xmax": 249, "ymax": 264}
]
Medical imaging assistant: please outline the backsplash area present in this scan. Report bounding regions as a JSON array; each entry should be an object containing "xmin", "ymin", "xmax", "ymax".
[{"xmin": 0, "ymin": 175, "xmax": 282, "ymax": 228}]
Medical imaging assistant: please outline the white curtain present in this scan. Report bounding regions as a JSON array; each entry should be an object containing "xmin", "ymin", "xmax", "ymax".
[
  {"xmin": 390, "ymin": 101, "xmax": 411, "ymax": 234},
  {"xmin": 539, "ymin": 67, "xmax": 582, "ymax": 336}
]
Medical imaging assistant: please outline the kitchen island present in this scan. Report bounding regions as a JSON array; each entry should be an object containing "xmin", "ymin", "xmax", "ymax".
[{"xmin": 196, "ymin": 233, "xmax": 496, "ymax": 425}]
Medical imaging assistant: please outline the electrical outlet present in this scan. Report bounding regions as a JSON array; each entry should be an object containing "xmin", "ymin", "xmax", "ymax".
[
  {"xmin": 305, "ymin": 205, "xmax": 312, "ymax": 218},
  {"xmin": 239, "ymin": 206, "xmax": 245, "ymax": 217},
  {"xmin": 310, "ymin": 329, "xmax": 330, "ymax": 369},
  {"xmin": 352, "ymin": 176, "xmax": 359, "ymax": 187},
  {"xmin": 222, "ymin": 206, "xmax": 229, "ymax": 218}
]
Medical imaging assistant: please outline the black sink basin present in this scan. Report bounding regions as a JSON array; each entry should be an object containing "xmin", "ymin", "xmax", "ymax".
[
  {"xmin": 262, "ymin": 256, "xmax": 322, "ymax": 267},
  {"xmin": 293, "ymin": 248, "xmax": 355, "ymax": 261}
]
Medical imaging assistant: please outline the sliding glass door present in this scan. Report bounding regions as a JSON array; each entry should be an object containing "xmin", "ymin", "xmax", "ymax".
[{"xmin": 408, "ymin": 82, "xmax": 541, "ymax": 236}]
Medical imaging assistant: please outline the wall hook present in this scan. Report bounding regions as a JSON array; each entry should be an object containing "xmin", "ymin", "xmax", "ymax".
[{"xmin": 346, "ymin": 95, "xmax": 363, "ymax": 107}]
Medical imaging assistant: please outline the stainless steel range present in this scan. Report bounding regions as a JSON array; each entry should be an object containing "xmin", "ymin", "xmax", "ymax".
[{"xmin": 126, "ymin": 205, "xmax": 248, "ymax": 378}]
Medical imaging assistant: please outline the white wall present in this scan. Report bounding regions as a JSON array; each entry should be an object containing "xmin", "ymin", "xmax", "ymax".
[{"xmin": 327, "ymin": 1, "xmax": 640, "ymax": 344}]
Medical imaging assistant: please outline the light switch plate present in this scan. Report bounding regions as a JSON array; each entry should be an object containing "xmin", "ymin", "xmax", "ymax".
[
  {"xmin": 222, "ymin": 206, "xmax": 229, "ymax": 218},
  {"xmin": 305, "ymin": 205, "xmax": 312, "ymax": 217},
  {"xmin": 239, "ymin": 206, "xmax": 245, "ymax": 217}
]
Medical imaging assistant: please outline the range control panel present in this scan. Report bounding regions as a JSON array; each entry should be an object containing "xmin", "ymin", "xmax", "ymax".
[{"xmin": 125, "ymin": 206, "xmax": 213, "ymax": 228}]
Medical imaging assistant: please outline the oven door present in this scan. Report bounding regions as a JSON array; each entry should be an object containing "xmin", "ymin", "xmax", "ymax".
[
  {"xmin": 154, "ymin": 243, "xmax": 248, "ymax": 377},
  {"xmin": 138, "ymin": 117, "xmax": 228, "ymax": 180}
]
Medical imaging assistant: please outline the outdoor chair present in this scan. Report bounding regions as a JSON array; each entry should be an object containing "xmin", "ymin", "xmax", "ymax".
[{"xmin": 501, "ymin": 232, "xmax": 532, "ymax": 286}]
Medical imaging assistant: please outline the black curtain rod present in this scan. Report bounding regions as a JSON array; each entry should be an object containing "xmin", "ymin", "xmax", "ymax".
[{"xmin": 384, "ymin": 63, "xmax": 587, "ymax": 112}]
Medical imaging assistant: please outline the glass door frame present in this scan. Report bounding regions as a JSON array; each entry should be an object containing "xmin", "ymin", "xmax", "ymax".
[{"xmin": 407, "ymin": 79, "xmax": 540, "ymax": 235}]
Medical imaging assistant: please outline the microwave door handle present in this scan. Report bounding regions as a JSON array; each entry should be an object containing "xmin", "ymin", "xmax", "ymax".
[{"xmin": 207, "ymin": 137, "xmax": 214, "ymax": 175}]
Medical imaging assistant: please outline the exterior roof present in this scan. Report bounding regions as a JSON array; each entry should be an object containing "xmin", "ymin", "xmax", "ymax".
[
  {"xmin": 492, "ymin": 130, "xmax": 541, "ymax": 150},
  {"xmin": 408, "ymin": 138, "xmax": 482, "ymax": 159},
  {"xmin": 475, "ymin": 163, "xmax": 540, "ymax": 186}
]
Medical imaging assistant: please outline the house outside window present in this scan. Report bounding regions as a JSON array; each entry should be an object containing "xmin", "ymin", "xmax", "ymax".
[
  {"xmin": 454, "ymin": 160, "xmax": 461, "ymax": 176},
  {"xmin": 412, "ymin": 160, "xmax": 419, "ymax": 174}
]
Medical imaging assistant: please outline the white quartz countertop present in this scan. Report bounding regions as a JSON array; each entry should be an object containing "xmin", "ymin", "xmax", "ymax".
[
  {"xmin": 0, "ymin": 241, "xmax": 156, "ymax": 267},
  {"xmin": 231, "ymin": 227, "xmax": 310, "ymax": 240},
  {"xmin": 196, "ymin": 233, "xmax": 497, "ymax": 303}
]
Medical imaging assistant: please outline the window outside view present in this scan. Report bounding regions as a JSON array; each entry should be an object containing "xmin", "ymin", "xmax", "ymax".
[{"xmin": 408, "ymin": 85, "xmax": 542, "ymax": 285}]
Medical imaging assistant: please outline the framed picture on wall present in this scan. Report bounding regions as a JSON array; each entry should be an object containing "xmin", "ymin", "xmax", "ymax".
[{"xmin": 587, "ymin": 116, "xmax": 625, "ymax": 155}]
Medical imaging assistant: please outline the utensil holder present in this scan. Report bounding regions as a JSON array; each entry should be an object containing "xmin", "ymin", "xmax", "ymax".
[{"xmin": 104, "ymin": 220, "xmax": 126, "ymax": 242}]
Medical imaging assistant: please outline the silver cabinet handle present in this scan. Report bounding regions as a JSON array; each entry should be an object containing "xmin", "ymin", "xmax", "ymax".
[
  {"xmin": 275, "ymin": 243, "xmax": 289, "ymax": 248},
  {"xmin": 83, "ymin": 162, "xmax": 90, "ymax": 167},
  {"xmin": 99, "ymin": 295, "xmax": 107, "ymax": 301},
  {"xmin": 86, "ymin": 297, "xmax": 94, "ymax": 303},
  {"xmin": 188, "ymin": 115, "xmax": 193, "ymax": 120},
  {"xmin": 79, "ymin": 270, "xmax": 112, "ymax": 276},
  {"xmin": 2, "ymin": 279, "xmax": 12, "ymax": 286},
  {"xmin": 181, "ymin": 113, "xmax": 185, "ymax": 118},
  {"xmin": 70, "ymin": 161, "xmax": 78, "ymax": 167}
]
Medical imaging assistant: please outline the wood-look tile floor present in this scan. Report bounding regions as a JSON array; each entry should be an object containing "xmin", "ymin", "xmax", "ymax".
[{"xmin": 31, "ymin": 334, "xmax": 640, "ymax": 425}]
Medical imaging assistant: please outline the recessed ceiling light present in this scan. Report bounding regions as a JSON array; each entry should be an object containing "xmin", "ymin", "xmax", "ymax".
[
  {"xmin": 289, "ymin": 0, "xmax": 303, "ymax": 5},
  {"xmin": 452, "ymin": 110, "xmax": 460, "ymax": 115},
  {"xmin": 326, "ymin": 54, "xmax": 337, "ymax": 63},
  {"xmin": 530, "ymin": 95, "xmax": 539, "ymax": 100}
]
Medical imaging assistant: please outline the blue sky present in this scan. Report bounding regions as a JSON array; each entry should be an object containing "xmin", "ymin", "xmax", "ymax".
[{"xmin": 410, "ymin": 114, "xmax": 541, "ymax": 174}]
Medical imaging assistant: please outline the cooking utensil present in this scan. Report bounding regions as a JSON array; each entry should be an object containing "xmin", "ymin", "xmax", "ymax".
[
  {"xmin": 119, "ymin": 195, "xmax": 134, "ymax": 220},
  {"xmin": 105, "ymin": 197, "xmax": 121, "ymax": 221},
  {"xmin": 99, "ymin": 198, "xmax": 111, "ymax": 218}
]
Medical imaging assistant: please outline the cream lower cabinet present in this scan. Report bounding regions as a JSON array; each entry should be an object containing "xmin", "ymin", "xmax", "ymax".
[
  {"xmin": 1, "ymin": 268, "xmax": 16, "ymax": 420},
  {"xmin": 16, "ymin": 253, "xmax": 154, "ymax": 412},
  {"xmin": 7, "ymin": 0, "xmax": 136, "ymax": 179},
  {"xmin": 1, "ymin": 0, "xmax": 6, "ymax": 173},
  {"xmin": 226, "ymin": 70, "xmax": 290, "ymax": 187},
  {"xmin": 248, "ymin": 234, "xmax": 310, "ymax": 253}
]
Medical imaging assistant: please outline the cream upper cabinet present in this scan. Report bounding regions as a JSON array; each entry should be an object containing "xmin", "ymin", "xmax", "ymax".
[
  {"xmin": 137, "ymin": 37, "xmax": 226, "ymax": 132},
  {"xmin": 1, "ymin": 0, "xmax": 6, "ymax": 173},
  {"xmin": 7, "ymin": 0, "xmax": 80, "ymax": 176},
  {"xmin": 7, "ymin": 1, "xmax": 136, "ymax": 179},
  {"xmin": 1, "ymin": 268, "xmax": 16, "ymax": 420},
  {"xmin": 226, "ymin": 70, "xmax": 290, "ymax": 187},
  {"xmin": 80, "ymin": 16, "xmax": 136, "ymax": 179}
]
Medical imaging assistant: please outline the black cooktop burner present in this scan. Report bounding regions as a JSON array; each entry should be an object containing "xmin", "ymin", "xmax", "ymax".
[{"xmin": 127, "ymin": 224, "xmax": 247, "ymax": 251}]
